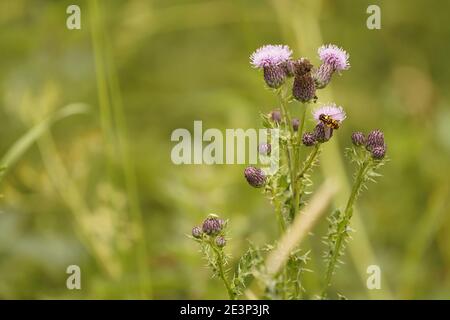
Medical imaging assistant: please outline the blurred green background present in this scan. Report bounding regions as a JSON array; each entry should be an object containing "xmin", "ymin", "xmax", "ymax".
[{"xmin": 0, "ymin": 0, "xmax": 449, "ymax": 299}]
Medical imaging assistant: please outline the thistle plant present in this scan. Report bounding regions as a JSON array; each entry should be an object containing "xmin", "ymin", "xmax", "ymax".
[{"xmin": 190, "ymin": 43, "xmax": 388, "ymax": 300}]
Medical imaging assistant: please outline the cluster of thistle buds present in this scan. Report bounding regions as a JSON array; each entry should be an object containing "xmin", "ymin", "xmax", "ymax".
[
  {"xmin": 250, "ymin": 44, "xmax": 349, "ymax": 99},
  {"xmin": 352, "ymin": 129, "xmax": 387, "ymax": 160},
  {"xmin": 191, "ymin": 214, "xmax": 227, "ymax": 247}
]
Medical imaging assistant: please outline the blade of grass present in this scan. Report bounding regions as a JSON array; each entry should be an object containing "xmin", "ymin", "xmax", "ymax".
[
  {"xmin": 89, "ymin": 0, "xmax": 152, "ymax": 298},
  {"xmin": 399, "ymin": 184, "xmax": 449, "ymax": 298},
  {"xmin": 0, "ymin": 103, "xmax": 89, "ymax": 184}
]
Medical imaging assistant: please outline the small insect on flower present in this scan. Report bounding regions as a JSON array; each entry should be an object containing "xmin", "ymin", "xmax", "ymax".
[
  {"xmin": 319, "ymin": 114, "xmax": 340, "ymax": 129},
  {"xmin": 313, "ymin": 103, "xmax": 346, "ymax": 130}
]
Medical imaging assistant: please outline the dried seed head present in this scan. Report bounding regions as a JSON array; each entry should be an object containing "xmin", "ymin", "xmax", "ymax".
[
  {"xmin": 366, "ymin": 129, "xmax": 385, "ymax": 151},
  {"xmin": 202, "ymin": 217, "xmax": 224, "ymax": 236},
  {"xmin": 351, "ymin": 131, "xmax": 366, "ymax": 146},
  {"xmin": 371, "ymin": 145, "xmax": 386, "ymax": 160},
  {"xmin": 293, "ymin": 74, "xmax": 316, "ymax": 103},
  {"xmin": 263, "ymin": 65, "xmax": 286, "ymax": 89},
  {"xmin": 259, "ymin": 143, "xmax": 271, "ymax": 155},
  {"xmin": 292, "ymin": 118, "xmax": 300, "ymax": 132},
  {"xmin": 215, "ymin": 236, "xmax": 227, "ymax": 248},
  {"xmin": 302, "ymin": 132, "xmax": 317, "ymax": 146},
  {"xmin": 244, "ymin": 166, "xmax": 266, "ymax": 188},
  {"xmin": 293, "ymin": 58, "xmax": 313, "ymax": 77},
  {"xmin": 192, "ymin": 226, "xmax": 203, "ymax": 239},
  {"xmin": 314, "ymin": 122, "xmax": 333, "ymax": 143},
  {"xmin": 270, "ymin": 110, "xmax": 282, "ymax": 124}
]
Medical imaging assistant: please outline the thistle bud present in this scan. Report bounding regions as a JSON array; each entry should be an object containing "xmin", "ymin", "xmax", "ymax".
[
  {"xmin": 202, "ymin": 217, "xmax": 224, "ymax": 236},
  {"xmin": 302, "ymin": 132, "xmax": 316, "ymax": 146},
  {"xmin": 270, "ymin": 110, "xmax": 282, "ymax": 124},
  {"xmin": 314, "ymin": 122, "xmax": 333, "ymax": 143},
  {"xmin": 263, "ymin": 65, "xmax": 286, "ymax": 89},
  {"xmin": 366, "ymin": 129, "xmax": 385, "ymax": 151},
  {"xmin": 244, "ymin": 166, "xmax": 266, "ymax": 188},
  {"xmin": 192, "ymin": 226, "xmax": 203, "ymax": 239},
  {"xmin": 351, "ymin": 132, "xmax": 366, "ymax": 146},
  {"xmin": 259, "ymin": 143, "xmax": 271, "ymax": 155},
  {"xmin": 215, "ymin": 236, "xmax": 227, "ymax": 248},
  {"xmin": 371, "ymin": 145, "xmax": 386, "ymax": 160},
  {"xmin": 292, "ymin": 118, "xmax": 300, "ymax": 132},
  {"xmin": 293, "ymin": 74, "xmax": 316, "ymax": 103}
]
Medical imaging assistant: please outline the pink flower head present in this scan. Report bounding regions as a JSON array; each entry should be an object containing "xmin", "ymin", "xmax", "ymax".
[
  {"xmin": 312, "ymin": 103, "xmax": 346, "ymax": 123},
  {"xmin": 318, "ymin": 44, "xmax": 350, "ymax": 71},
  {"xmin": 250, "ymin": 45, "xmax": 293, "ymax": 68}
]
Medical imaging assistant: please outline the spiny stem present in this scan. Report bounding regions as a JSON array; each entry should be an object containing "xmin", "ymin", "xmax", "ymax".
[
  {"xmin": 296, "ymin": 144, "xmax": 321, "ymax": 205},
  {"xmin": 321, "ymin": 160, "xmax": 371, "ymax": 299},
  {"xmin": 212, "ymin": 245, "xmax": 235, "ymax": 300},
  {"xmin": 278, "ymin": 90, "xmax": 297, "ymax": 221}
]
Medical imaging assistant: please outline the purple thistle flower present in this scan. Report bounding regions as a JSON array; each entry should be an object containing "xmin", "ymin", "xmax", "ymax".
[
  {"xmin": 366, "ymin": 129, "xmax": 385, "ymax": 151},
  {"xmin": 351, "ymin": 132, "xmax": 366, "ymax": 146},
  {"xmin": 263, "ymin": 65, "xmax": 286, "ymax": 88},
  {"xmin": 315, "ymin": 44, "xmax": 350, "ymax": 88},
  {"xmin": 244, "ymin": 166, "xmax": 266, "ymax": 188},
  {"xmin": 270, "ymin": 110, "xmax": 282, "ymax": 124},
  {"xmin": 371, "ymin": 145, "xmax": 387, "ymax": 160},
  {"xmin": 192, "ymin": 226, "xmax": 203, "ymax": 239},
  {"xmin": 292, "ymin": 118, "xmax": 300, "ymax": 132},
  {"xmin": 215, "ymin": 236, "xmax": 227, "ymax": 248},
  {"xmin": 250, "ymin": 45, "xmax": 293, "ymax": 69},
  {"xmin": 312, "ymin": 103, "xmax": 347, "ymax": 123},
  {"xmin": 314, "ymin": 122, "xmax": 333, "ymax": 143},
  {"xmin": 302, "ymin": 132, "xmax": 317, "ymax": 146},
  {"xmin": 259, "ymin": 143, "xmax": 271, "ymax": 155},
  {"xmin": 202, "ymin": 217, "xmax": 224, "ymax": 236},
  {"xmin": 318, "ymin": 44, "xmax": 350, "ymax": 71}
]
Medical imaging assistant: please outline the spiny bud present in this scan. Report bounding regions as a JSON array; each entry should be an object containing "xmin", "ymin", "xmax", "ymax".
[
  {"xmin": 202, "ymin": 217, "xmax": 224, "ymax": 236},
  {"xmin": 371, "ymin": 145, "xmax": 386, "ymax": 160},
  {"xmin": 270, "ymin": 110, "xmax": 282, "ymax": 124},
  {"xmin": 292, "ymin": 118, "xmax": 300, "ymax": 132},
  {"xmin": 259, "ymin": 143, "xmax": 271, "ymax": 155},
  {"xmin": 244, "ymin": 166, "xmax": 266, "ymax": 188},
  {"xmin": 263, "ymin": 65, "xmax": 286, "ymax": 89},
  {"xmin": 215, "ymin": 236, "xmax": 227, "ymax": 248},
  {"xmin": 302, "ymin": 132, "xmax": 317, "ymax": 146},
  {"xmin": 314, "ymin": 122, "xmax": 332, "ymax": 143},
  {"xmin": 366, "ymin": 129, "xmax": 385, "ymax": 151},
  {"xmin": 192, "ymin": 226, "xmax": 203, "ymax": 239},
  {"xmin": 351, "ymin": 132, "xmax": 366, "ymax": 146}
]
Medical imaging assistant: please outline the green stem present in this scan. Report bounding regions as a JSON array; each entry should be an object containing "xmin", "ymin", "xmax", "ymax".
[
  {"xmin": 296, "ymin": 144, "xmax": 320, "ymax": 206},
  {"xmin": 321, "ymin": 161, "xmax": 371, "ymax": 299},
  {"xmin": 212, "ymin": 245, "xmax": 235, "ymax": 300},
  {"xmin": 278, "ymin": 90, "xmax": 297, "ymax": 221}
]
